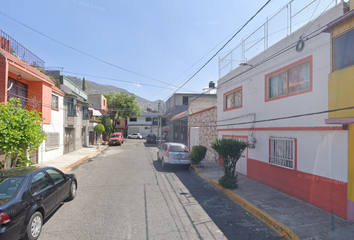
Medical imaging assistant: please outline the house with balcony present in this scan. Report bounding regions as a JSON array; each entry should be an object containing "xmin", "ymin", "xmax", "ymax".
[
  {"xmin": 127, "ymin": 113, "xmax": 159, "ymax": 138},
  {"xmin": 59, "ymin": 76, "xmax": 90, "ymax": 153},
  {"xmin": 0, "ymin": 30, "xmax": 65, "ymax": 165},
  {"xmin": 323, "ymin": 1, "xmax": 354, "ymax": 222},
  {"xmin": 217, "ymin": 1, "xmax": 349, "ymax": 220}
]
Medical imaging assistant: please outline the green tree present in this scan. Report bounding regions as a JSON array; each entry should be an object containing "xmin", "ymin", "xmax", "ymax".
[
  {"xmin": 0, "ymin": 98, "xmax": 46, "ymax": 168},
  {"xmin": 104, "ymin": 92, "xmax": 141, "ymax": 118},
  {"xmin": 94, "ymin": 123, "xmax": 105, "ymax": 148},
  {"xmin": 211, "ymin": 138, "xmax": 248, "ymax": 189},
  {"xmin": 82, "ymin": 77, "xmax": 86, "ymax": 91},
  {"xmin": 101, "ymin": 114, "xmax": 113, "ymax": 141}
]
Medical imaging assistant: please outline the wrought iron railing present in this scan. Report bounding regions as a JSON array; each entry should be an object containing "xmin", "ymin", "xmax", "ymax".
[{"xmin": 0, "ymin": 30, "xmax": 45, "ymax": 68}]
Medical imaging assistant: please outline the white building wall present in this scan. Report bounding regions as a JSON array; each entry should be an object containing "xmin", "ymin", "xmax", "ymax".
[
  {"xmin": 216, "ymin": 2, "xmax": 348, "ymax": 219},
  {"xmin": 39, "ymin": 94, "xmax": 64, "ymax": 163},
  {"xmin": 218, "ymin": 130, "xmax": 348, "ymax": 182},
  {"xmin": 217, "ymin": 4, "xmax": 347, "ymax": 177}
]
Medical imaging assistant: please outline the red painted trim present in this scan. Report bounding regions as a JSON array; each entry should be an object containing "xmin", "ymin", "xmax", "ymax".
[
  {"xmin": 189, "ymin": 106, "xmax": 216, "ymax": 117},
  {"xmin": 223, "ymin": 86, "xmax": 242, "ymax": 112},
  {"xmin": 264, "ymin": 55, "xmax": 313, "ymax": 102},
  {"xmin": 217, "ymin": 126, "xmax": 344, "ymax": 131},
  {"xmin": 247, "ymin": 158, "xmax": 347, "ymax": 218}
]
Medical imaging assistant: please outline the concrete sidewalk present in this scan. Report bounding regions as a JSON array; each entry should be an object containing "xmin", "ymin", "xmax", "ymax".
[
  {"xmin": 191, "ymin": 161, "xmax": 354, "ymax": 240},
  {"xmin": 36, "ymin": 145, "xmax": 108, "ymax": 172}
]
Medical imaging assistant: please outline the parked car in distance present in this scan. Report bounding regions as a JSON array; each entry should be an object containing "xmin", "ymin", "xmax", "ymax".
[
  {"xmin": 127, "ymin": 133, "xmax": 142, "ymax": 139},
  {"xmin": 146, "ymin": 134, "xmax": 157, "ymax": 143},
  {"xmin": 108, "ymin": 132, "xmax": 124, "ymax": 146},
  {"xmin": 0, "ymin": 166, "xmax": 77, "ymax": 240},
  {"xmin": 157, "ymin": 142, "xmax": 191, "ymax": 170}
]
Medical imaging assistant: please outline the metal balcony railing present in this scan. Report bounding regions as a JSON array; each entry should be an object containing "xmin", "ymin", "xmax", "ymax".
[{"xmin": 0, "ymin": 30, "xmax": 45, "ymax": 68}]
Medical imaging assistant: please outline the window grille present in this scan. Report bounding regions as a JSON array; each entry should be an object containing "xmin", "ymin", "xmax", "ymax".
[
  {"xmin": 46, "ymin": 132, "xmax": 60, "ymax": 151},
  {"xmin": 269, "ymin": 137, "xmax": 295, "ymax": 169}
]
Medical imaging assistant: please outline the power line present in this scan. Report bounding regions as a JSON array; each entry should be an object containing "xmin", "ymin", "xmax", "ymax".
[
  {"xmin": 164, "ymin": 0, "xmax": 273, "ymax": 101},
  {"xmin": 62, "ymin": 71, "xmax": 186, "ymax": 90},
  {"xmin": 0, "ymin": 11, "xmax": 186, "ymax": 90}
]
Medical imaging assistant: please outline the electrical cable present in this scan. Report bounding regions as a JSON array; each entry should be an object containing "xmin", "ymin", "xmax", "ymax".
[
  {"xmin": 164, "ymin": 0, "xmax": 274, "ymax": 101},
  {"xmin": 0, "ymin": 11, "xmax": 191, "ymax": 90}
]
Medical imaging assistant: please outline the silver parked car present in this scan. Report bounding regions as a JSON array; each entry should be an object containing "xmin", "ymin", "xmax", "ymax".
[{"xmin": 157, "ymin": 142, "xmax": 191, "ymax": 170}]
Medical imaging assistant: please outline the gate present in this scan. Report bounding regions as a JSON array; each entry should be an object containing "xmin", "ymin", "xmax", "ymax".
[{"xmin": 64, "ymin": 128, "xmax": 75, "ymax": 154}]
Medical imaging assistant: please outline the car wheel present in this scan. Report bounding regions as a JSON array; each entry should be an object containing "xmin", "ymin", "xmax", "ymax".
[
  {"xmin": 25, "ymin": 212, "xmax": 43, "ymax": 240},
  {"xmin": 66, "ymin": 181, "xmax": 77, "ymax": 201}
]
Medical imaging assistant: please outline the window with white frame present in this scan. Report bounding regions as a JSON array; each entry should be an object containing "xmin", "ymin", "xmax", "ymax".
[
  {"xmin": 266, "ymin": 60, "xmax": 311, "ymax": 99},
  {"xmin": 225, "ymin": 88, "xmax": 242, "ymax": 110},
  {"xmin": 269, "ymin": 137, "xmax": 295, "ymax": 169},
  {"xmin": 52, "ymin": 95, "xmax": 58, "ymax": 110}
]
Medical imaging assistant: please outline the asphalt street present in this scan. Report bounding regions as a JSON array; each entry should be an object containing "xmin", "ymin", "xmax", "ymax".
[{"xmin": 39, "ymin": 139, "xmax": 282, "ymax": 240}]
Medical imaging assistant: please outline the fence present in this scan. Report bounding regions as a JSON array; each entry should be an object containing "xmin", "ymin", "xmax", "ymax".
[{"xmin": 219, "ymin": 0, "xmax": 343, "ymax": 78}]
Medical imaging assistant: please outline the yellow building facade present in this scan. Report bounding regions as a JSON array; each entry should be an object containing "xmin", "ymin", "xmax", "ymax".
[{"xmin": 325, "ymin": 4, "xmax": 354, "ymax": 221}]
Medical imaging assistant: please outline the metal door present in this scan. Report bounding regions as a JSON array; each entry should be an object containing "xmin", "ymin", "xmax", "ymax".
[{"xmin": 64, "ymin": 128, "xmax": 75, "ymax": 154}]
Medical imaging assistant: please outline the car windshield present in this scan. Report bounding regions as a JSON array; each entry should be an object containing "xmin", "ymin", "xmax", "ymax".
[
  {"xmin": 169, "ymin": 146, "xmax": 188, "ymax": 153},
  {"xmin": 111, "ymin": 135, "xmax": 121, "ymax": 138},
  {"xmin": 0, "ymin": 176, "xmax": 25, "ymax": 200}
]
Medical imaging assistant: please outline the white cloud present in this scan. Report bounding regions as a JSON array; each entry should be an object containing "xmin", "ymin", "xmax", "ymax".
[{"xmin": 134, "ymin": 82, "xmax": 141, "ymax": 88}]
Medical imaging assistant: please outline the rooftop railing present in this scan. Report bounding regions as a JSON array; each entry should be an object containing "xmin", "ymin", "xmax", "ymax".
[
  {"xmin": 0, "ymin": 30, "xmax": 45, "ymax": 68},
  {"xmin": 218, "ymin": 0, "xmax": 343, "ymax": 78}
]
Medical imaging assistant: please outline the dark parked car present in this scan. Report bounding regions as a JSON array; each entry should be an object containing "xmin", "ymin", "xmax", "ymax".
[
  {"xmin": 146, "ymin": 134, "xmax": 157, "ymax": 143},
  {"xmin": 0, "ymin": 166, "xmax": 77, "ymax": 240}
]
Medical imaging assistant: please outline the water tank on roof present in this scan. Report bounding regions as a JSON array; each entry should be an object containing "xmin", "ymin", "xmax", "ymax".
[{"xmin": 209, "ymin": 81, "xmax": 215, "ymax": 88}]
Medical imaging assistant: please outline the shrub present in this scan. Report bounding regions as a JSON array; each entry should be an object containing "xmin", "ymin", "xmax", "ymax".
[
  {"xmin": 94, "ymin": 124, "xmax": 105, "ymax": 133},
  {"xmin": 211, "ymin": 138, "xmax": 248, "ymax": 189},
  {"xmin": 190, "ymin": 145, "xmax": 207, "ymax": 164}
]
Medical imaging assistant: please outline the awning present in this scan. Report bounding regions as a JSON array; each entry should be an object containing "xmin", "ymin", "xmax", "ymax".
[
  {"xmin": 89, "ymin": 108, "xmax": 102, "ymax": 116},
  {"xmin": 171, "ymin": 110, "xmax": 188, "ymax": 121}
]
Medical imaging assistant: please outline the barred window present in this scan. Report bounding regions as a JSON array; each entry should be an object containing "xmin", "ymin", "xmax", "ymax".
[
  {"xmin": 269, "ymin": 137, "xmax": 295, "ymax": 170},
  {"xmin": 46, "ymin": 132, "xmax": 60, "ymax": 151}
]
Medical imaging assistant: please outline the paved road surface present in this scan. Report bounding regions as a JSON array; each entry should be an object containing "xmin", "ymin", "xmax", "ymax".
[{"xmin": 39, "ymin": 139, "xmax": 281, "ymax": 240}]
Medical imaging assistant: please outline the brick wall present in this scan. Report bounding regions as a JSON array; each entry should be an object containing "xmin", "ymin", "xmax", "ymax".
[{"xmin": 188, "ymin": 107, "xmax": 217, "ymax": 161}]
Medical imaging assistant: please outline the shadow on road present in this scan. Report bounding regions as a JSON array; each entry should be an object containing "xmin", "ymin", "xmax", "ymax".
[
  {"xmin": 152, "ymin": 160, "xmax": 190, "ymax": 173},
  {"xmin": 144, "ymin": 142, "xmax": 158, "ymax": 147}
]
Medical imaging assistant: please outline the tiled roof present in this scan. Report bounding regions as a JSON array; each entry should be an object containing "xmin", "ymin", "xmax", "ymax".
[
  {"xmin": 0, "ymin": 47, "xmax": 53, "ymax": 86},
  {"xmin": 171, "ymin": 110, "xmax": 188, "ymax": 120}
]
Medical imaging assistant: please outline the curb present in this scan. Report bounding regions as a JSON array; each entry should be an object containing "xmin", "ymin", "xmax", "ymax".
[
  {"xmin": 61, "ymin": 146, "xmax": 108, "ymax": 173},
  {"xmin": 190, "ymin": 165, "xmax": 300, "ymax": 240}
]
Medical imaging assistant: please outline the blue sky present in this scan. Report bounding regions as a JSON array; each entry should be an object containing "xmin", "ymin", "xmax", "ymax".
[{"xmin": 1, "ymin": 0, "xmax": 288, "ymax": 101}]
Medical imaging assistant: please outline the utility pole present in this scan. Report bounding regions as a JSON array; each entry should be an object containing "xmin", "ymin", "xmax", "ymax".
[{"xmin": 158, "ymin": 101, "xmax": 161, "ymax": 143}]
